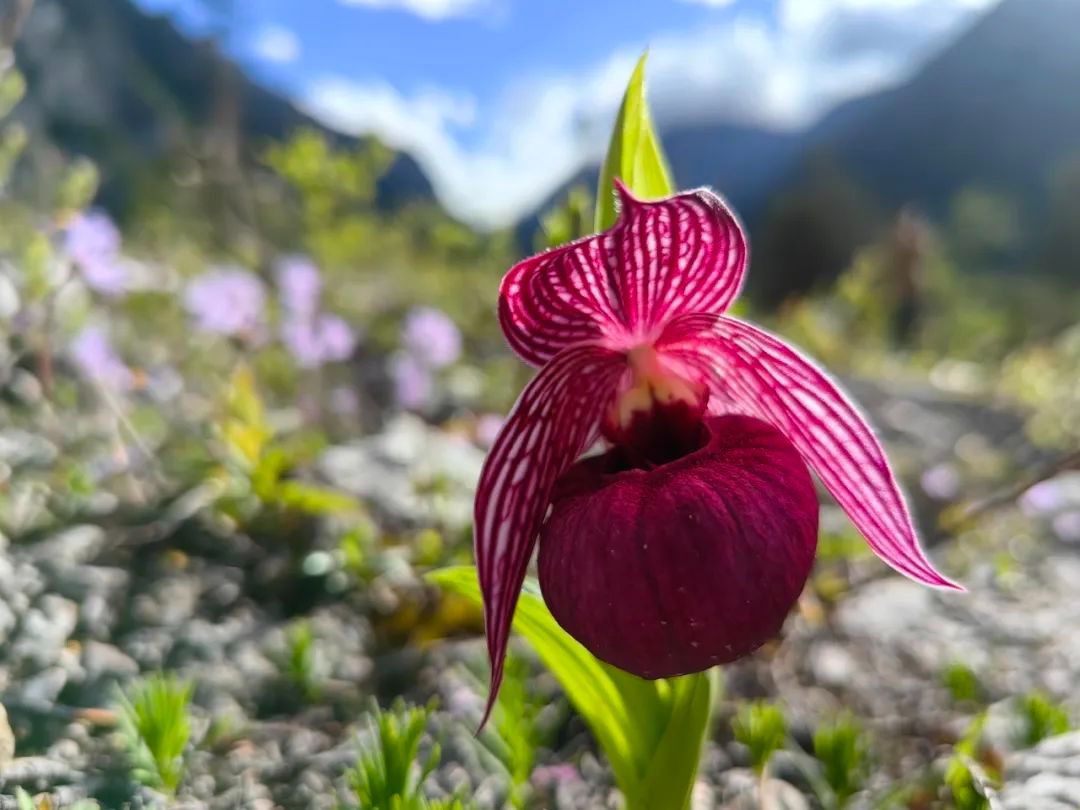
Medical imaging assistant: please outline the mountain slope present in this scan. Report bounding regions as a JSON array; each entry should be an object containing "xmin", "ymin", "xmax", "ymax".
[
  {"xmin": 816, "ymin": 0, "xmax": 1080, "ymax": 217},
  {"xmin": 11, "ymin": 0, "xmax": 433, "ymax": 217}
]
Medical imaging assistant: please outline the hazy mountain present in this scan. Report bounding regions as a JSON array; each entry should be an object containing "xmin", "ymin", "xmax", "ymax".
[
  {"xmin": 10, "ymin": 0, "xmax": 433, "ymax": 218},
  {"xmin": 527, "ymin": 0, "xmax": 1080, "ymax": 261},
  {"xmin": 819, "ymin": 0, "xmax": 1080, "ymax": 218}
]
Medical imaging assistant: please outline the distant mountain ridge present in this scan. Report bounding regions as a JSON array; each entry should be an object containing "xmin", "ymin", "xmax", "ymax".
[
  {"xmin": 525, "ymin": 0, "xmax": 1080, "ymax": 256},
  {"xmin": 822, "ymin": 0, "xmax": 1080, "ymax": 218},
  {"xmin": 11, "ymin": 0, "xmax": 433, "ymax": 217}
]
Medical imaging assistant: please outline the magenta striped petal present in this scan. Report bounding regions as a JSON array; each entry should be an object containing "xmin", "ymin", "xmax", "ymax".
[
  {"xmin": 499, "ymin": 183, "xmax": 747, "ymax": 367},
  {"xmin": 474, "ymin": 344, "xmax": 627, "ymax": 724},
  {"xmin": 658, "ymin": 312, "xmax": 962, "ymax": 591}
]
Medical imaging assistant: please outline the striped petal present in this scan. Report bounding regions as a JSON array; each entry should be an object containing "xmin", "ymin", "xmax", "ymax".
[
  {"xmin": 658, "ymin": 312, "xmax": 962, "ymax": 591},
  {"xmin": 474, "ymin": 344, "xmax": 627, "ymax": 724},
  {"xmin": 499, "ymin": 183, "xmax": 747, "ymax": 367}
]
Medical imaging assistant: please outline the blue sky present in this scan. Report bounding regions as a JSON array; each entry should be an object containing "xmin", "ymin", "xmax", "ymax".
[{"xmin": 136, "ymin": 0, "xmax": 999, "ymax": 227}]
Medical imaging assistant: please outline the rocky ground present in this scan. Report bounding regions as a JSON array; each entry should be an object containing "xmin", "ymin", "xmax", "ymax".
[{"xmin": 1, "ymin": 385, "xmax": 1078, "ymax": 809}]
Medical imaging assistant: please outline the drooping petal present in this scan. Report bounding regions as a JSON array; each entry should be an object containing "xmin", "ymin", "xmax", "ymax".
[
  {"xmin": 658, "ymin": 312, "xmax": 962, "ymax": 590},
  {"xmin": 474, "ymin": 344, "xmax": 627, "ymax": 723},
  {"xmin": 499, "ymin": 184, "xmax": 747, "ymax": 367}
]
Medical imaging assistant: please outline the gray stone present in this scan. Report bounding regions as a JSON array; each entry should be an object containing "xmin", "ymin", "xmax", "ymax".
[
  {"xmin": 81, "ymin": 640, "xmax": 139, "ymax": 681},
  {"xmin": 808, "ymin": 641, "xmax": 857, "ymax": 688},
  {"xmin": 319, "ymin": 414, "xmax": 484, "ymax": 530},
  {"xmin": 132, "ymin": 574, "xmax": 200, "ymax": 627},
  {"xmin": 720, "ymin": 770, "xmax": 811, "ymax": 810},
  {"xmin": 0, "ymin": 598, "xmax": 15, "ymax": 647},
  {"xmin": 0, "ymin": 703, "xmax": 14, "ymax": 767},
  {"xmin": 12, "ymin": 594, "xmax": 78, "ymax": 668},
  {"xmin": 27, "ymin": 525, "xmax": 107, "ymax": 568},
  {"xmin": 121, "ymin": 627, "xmax": 174, "ymax": 670},
  {"xmin": 691, "ymin": 781, "xmax": 716, "ymax": 810},
  {"xmin": 0, "ymin": 756, "xmax": 77, "ymax": 791},
  {"xmin": 835, "ymin": 579, "xmax": 935, "ymax": 641},
  {"xmin": 0, "ymin": 430, "xmax": 58, "ymax": 468},
  {"xmin": 1001, "ymin": 774, "xmax": 1080, "ymax": 810},
  {"xmin": 12, "ymin": 667, "xmax": 68, "ymax": 705}
]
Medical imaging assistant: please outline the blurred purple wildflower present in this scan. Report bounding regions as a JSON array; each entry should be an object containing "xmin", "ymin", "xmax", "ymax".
[
  {"xmin": 402, "ymin": 307, "xmax": 462, "ymax": 370},
  {"xmin": 184, "ymin": 267, "xmax": 266, "ymax": 339},
  {"xmin": 281, "ymin": 313, "xmax": 357, "ymax": 369},
  {"xmin": 70, "ymin": 326, "xmax": 132, "ymax": 390},
  {"xmin": 531, "ymin": 764, "xmax": 579, "ymax": 787},
  {"xmin": 391, "ymin": 353, "xmax": 433, "ymax": 410},
  {"xmin": 1019, "ymin": 479, "xmax": 1065, "ymax": 517},
  {"xmin": 276, "ymin": 256, "xmax": 322, "ymax": 319},
  {"xmin": 475, "ymin": 413, "xmax": 504, "ymax": 448},
  {"xmin": 274, "ymin": 257, "xmax": 358, "ymax": 368},
  {"xmin": 64, "ymin": 210, "xmax": 128, "ymax": 297},
  {"xmin": 920, "ymin": 463, "xmax": 960, "ymax": 501}
]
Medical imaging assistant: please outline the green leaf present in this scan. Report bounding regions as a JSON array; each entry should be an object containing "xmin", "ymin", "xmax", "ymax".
[
  {"xmin": 272, "ymin": 480, "xmax": 359, "ymax": 515},
  {"xmin": 427, "ymin": 566, "xmax": 717, "ymax": 810},
  {"xmin": 595, "ymin": 52, "xmax": 675, "ymax": 233},
  {"xmin": 220, "ymin": 364, "xmax": 271, "ymax": 468},
  {"xmin": 638, "ymin": 670, "xmax": 717, "ymax": 810}
]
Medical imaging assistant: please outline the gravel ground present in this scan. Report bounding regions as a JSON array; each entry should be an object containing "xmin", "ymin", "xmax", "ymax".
[{"xmin": 1, "ymin": 393, "xmax": 1077, "ymax": 808}]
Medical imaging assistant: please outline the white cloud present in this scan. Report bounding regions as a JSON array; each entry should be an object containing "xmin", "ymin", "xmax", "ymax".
[
  {"xmin": 304, "ymin": 0, "xmax": 1000, "ymax": 228},
  {"xmin": 337, "ymin": 0, "xmax": 490, "ymax": 21},
  {"xmin": 251, "ymin": 25, "xmax": 300, "ymax": 64},
  {"xmin": 677, "ymin": 0, "xmax": 736, "ymax": 7}
]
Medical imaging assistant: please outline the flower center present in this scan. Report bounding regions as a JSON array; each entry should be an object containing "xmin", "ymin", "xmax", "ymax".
[{"xmin": 601, "ymin": 345, "xmax": 710, "ymax": 467}]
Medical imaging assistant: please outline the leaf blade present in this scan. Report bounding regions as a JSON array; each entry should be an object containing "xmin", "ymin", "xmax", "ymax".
[{"xmin": 595, "ymin": 52, "xmax": 675, "ymax": 232}]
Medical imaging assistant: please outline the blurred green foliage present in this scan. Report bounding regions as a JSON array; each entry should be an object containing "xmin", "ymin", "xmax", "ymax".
[
  {"xmin": 941, "ymin": 662, "xmax": 985, "ymax": 706},
  {"xmin": 943, "ymin": 714, "xmax": 998, "ymax": 810},
  {"xmin": 264, "ymin": 129, "xmax": 394, "ymax": 268},
  {"xmin": 538, "ymin": 185, "xmax": 592, "ymax": 250},
  {"xmin": 1000, "ymin": 324, "xmax": 1080, "ymax": 447},
  {"xmin": 1016, "ymin": 691, "xmax": 1072, "ymax": 748},
  {"xmin": 280, "ymin": 620, "xmax": 322, "ymax": 703},
  {"xmin": 812, "ymin": 714, "xmax": 869, "ymax": 808}
]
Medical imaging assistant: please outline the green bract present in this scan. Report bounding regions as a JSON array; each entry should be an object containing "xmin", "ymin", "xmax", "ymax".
[{"xmin": 594, "ymin": 52, "xmax": 675, "ymax": 232}]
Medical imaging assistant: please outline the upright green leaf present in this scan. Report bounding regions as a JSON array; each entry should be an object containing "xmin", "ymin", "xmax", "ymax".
[
  {"xmin": 428, "ymin": 566, "xmax": 717, "ymax": 810},
  {"xmin": 595, "ymin": 52, "xmax": 675, "ymax": 232},
  {"xmin": 638, "ymin": 669, "xmax": 718, "ymax": 810}
]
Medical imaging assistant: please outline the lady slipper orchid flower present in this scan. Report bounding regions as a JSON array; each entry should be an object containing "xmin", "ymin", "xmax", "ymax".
[{"xmin": 475, "ymin": 181, "xmax": 961, "ymax": 720}]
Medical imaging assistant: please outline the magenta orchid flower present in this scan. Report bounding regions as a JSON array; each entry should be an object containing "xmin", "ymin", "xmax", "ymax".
[{"xmin": 475, "ymin": 181, "xmax": 961, "ymax": 720}]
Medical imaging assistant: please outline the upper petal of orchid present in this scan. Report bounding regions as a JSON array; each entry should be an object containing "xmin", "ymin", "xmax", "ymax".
[
  {"xmin": 499, "ymin": 183, "xmax": 748, "ymax": 367},
  {"xmin": 474, "ymin": 344, "xmax": 627, "ymax": 724},
  {"xmin": 657, "ymin": 312, "xmax": 962, "ymax": 591}
]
